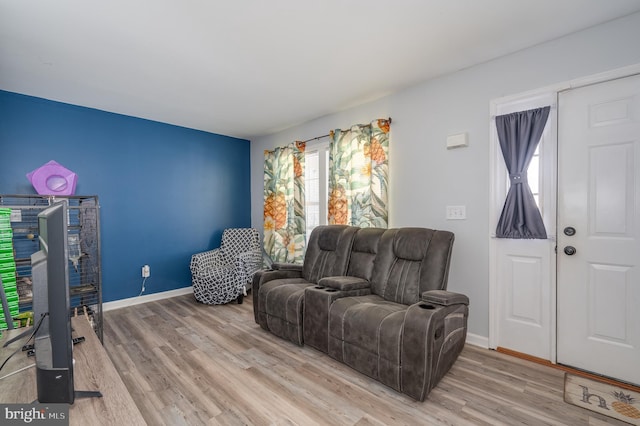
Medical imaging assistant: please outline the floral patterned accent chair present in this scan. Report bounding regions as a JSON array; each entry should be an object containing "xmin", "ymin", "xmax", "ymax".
[{"xmin": 191, "ymin": 228, "xmax": 262, "ymax": 305}]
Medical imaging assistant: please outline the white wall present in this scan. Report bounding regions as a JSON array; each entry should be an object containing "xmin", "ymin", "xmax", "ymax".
[{"xmin": 250, "ymin": 12, "xmax": 640, "ymax": 339}]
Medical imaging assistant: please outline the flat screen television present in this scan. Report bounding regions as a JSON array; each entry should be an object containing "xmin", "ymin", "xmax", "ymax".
[{"xmin": 32, "ymin": 200, "xmax": 75, "ymax": 403}]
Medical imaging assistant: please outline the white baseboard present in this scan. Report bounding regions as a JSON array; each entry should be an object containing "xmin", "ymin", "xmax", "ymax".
[
  {"xmin": 466, "ymin": 332, "xmax": 489, "ymax": 349},
  {"xmin": 103, "ymin": 287, "xmax": 193, "ymax": 312}
]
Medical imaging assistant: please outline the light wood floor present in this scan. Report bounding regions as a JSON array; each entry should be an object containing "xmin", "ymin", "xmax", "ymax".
[{"xmin": 103, "ymin": 293, "xmax": 627, "ymax": 425}]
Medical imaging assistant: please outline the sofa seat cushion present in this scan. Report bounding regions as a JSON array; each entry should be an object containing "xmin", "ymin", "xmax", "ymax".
[
  {"xmin": 258, "ymin": 278, "xmax": 315, "ymax": 345},
  {"xmin": 328, "ymin": 295, "xmax": 408, "ymax": 390}
]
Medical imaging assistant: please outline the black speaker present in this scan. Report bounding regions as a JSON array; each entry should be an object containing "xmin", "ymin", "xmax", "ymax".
[{"xmin": 36, "ymin": 367, "xmax": 75, "ymax": 404}]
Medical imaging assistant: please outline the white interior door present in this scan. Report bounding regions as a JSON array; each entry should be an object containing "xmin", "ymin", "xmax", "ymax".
[
  {"xmin": 490, "ymin": 93, "xmax": 557, "ymax": 360},
  {"xmin": 557, "ymin": 74, "xmax": 640, "ymax": 386}
]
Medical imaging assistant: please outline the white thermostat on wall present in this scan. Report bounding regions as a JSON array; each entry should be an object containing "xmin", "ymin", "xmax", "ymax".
[{"xmin": 446, "ymin": 132, "xmax": 468, "ymax": 149}]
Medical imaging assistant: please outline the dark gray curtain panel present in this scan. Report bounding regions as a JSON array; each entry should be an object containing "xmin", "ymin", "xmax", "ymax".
[{"xmin": 495, "ymin": 106, "xmax": 550, "ymax": 239}]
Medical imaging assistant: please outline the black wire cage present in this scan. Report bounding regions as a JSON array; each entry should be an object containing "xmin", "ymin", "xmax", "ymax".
[{"xmin": 0, "ymin": 195, "xmax": 103, "ymax": 341}]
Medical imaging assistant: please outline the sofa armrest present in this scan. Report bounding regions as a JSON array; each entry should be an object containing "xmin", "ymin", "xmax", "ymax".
[
  {"xmin": 252, "ymin": 268, "xmax": 303, "ymax": 290},
  {"xmin": 421, "ymin": 290, "xmax": 469, "ymax": 307},
  {"xmin": 318, "ymin": 276, "xmax": 371, "ymax": 291},
  {"xmin": 401, "ymin": 300, "xmax": 469, "ymax": 401},
  {"xmin": 271, "ymin": 262, "xmax": 303, "ymax": 272},
  {"xmin": 251, "ymin": 267, "xmax": 304, "ymax": 324}
]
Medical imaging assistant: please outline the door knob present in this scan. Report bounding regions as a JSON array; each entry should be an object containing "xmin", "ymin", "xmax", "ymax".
[
  {"xmin": 564, "ymin": 246, "xmax": 577, "ymax": 256},
  {"xmin": 564, "ymin": 226, "xmax": 576, "ymax": 236}
]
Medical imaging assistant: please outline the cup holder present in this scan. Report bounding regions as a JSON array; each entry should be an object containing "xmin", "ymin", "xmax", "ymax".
[
  {"xmin": 314, "ymin": 286, "xmax": 325, "ymax": 289},
  {"xmin": 326, "ymin": 289, "xmax": 338, "ymax": 292},
  {"xmin": 419, "ymin": 303, "xmax": 435, "ymax": 310}
]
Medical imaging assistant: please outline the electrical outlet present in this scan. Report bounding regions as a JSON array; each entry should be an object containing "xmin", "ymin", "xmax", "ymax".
[{"xmin": 142, "ymin": 265, "xmax": 150, "ymax": 278}]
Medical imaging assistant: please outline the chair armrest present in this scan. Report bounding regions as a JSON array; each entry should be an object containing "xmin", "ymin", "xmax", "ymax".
[
  {"xmin": 421, "ymin": 290, "xmax": 469, "ymax": 307},
  {"xmin": 318, "ymin": 276, "xmax": 371, "ymax": 291},
  {"xmin": 237, "ymin": 251, "xmax": 262, "ymax": 272},
  {"xmin": 271, "ymin": 262, "xmax": 303, "ymax": 272},
  {"xmin": 236, "ymin": 251, "xmax": 263, "ymax": 295},
  {"xmin": 190, "ymin": 248, "xmax": 223, "ymax": 274}
]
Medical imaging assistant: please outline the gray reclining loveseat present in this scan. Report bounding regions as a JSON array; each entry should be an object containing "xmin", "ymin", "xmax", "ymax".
[{"xmin": 252, "ymin": 225, "xmax": 469, "ymax": 401}]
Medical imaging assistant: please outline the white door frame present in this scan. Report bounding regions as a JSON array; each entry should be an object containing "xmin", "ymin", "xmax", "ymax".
[{"xmin": 488, "ymin": 63, "xmax": 640, "ymax": 362}]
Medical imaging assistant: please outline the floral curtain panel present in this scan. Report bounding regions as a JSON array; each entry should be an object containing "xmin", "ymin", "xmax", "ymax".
[
  {"xmin": 263, "ymin": 142, "xmax": 306, "ymax": 263},
  {"xmin": 328, "ymin": 119, "xmax": 390, "ymax": 228}
]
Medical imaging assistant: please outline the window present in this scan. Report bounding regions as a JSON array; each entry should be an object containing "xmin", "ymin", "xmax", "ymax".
[
  {"xmin": 304, "ymin": 141, "xmax": 329, "ymax": 242},
  {"xmin": 492, "ymin": 92, "xmax": 556, "ymax": 238},
  {"xmin": 501, "ymin": 128, "xmax": 545, "ymax": 216},
  {"xmin": 504, "ymin": 132, "xmax": 543, "ymax": 212},
  {"xmin": 528, "ymin": 146, "xmax": 540, "ymax": 208}
]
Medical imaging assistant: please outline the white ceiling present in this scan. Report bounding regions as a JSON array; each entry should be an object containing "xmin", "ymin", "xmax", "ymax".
[{"xmin": 2, "ymin": 1, "xmax": 640, "ymax": 140}]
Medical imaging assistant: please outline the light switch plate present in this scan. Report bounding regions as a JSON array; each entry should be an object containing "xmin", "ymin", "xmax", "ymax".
[{"xmin": 446, "ymin": 205, "xmax": 466, "ymax": 220}]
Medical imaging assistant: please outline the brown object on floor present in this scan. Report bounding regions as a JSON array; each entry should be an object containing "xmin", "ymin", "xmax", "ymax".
[{"xmin": 565, "ymin": 373, "xmax": 640, "ymax": 425}]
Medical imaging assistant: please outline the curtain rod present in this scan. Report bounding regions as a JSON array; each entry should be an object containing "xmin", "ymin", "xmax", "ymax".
[{"xmin": 301, "ymin": 117, "xmax": 392, "ymax": 144}]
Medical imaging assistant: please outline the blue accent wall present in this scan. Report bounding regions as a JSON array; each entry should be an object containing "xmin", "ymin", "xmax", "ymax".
[{"xmin": 0, "ymin": 90, "xmax": 251, "ymax": 302}]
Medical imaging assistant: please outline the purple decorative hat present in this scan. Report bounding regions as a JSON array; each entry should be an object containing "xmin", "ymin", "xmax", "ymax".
[{"xmin": 27, "ymin": 160, "xmax": 78, "ymax": 196}]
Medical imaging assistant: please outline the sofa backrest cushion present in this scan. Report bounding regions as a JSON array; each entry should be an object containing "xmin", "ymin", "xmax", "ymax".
[
  {"xmin": 370, "ymin": 228, "xmax": 454, "ymax": 305},
  {"xmin": 303, "ymin": 225, "xmax": 358, "ymax": 283},
  {"xmin": 345, "ymin": 228, "xmax": 386, "ymax": 281}
]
